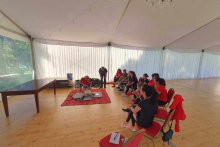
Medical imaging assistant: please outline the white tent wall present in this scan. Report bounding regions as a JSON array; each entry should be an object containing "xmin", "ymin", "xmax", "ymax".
[
  {"xmin": 163, "ymin": 49, "xmax": 202, "ymax": 80},
  {"xmin": 33, "ymin": 40, "xmax": 108, "ymax": 80},
  {"xmin": 109, "ymin": 46, "xmax": 163, "ymax": 80},
  {"xmin": 199, "ymin": 51, "xmax": 220, "ymax": 78}
]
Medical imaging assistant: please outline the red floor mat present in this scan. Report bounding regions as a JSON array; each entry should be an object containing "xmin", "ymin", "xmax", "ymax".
[{"xmin": 61, "ymin": 89, "xmax": 111, "ymax": 106}]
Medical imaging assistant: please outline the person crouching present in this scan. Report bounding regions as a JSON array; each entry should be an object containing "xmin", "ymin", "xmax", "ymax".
[{"xmin": 80, "ymin": 76, "xmax": 92, "ymax": 92}]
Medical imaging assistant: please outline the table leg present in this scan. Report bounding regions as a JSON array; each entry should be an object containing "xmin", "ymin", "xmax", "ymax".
[
  {"xmin": 2, "ymin": 93, "xmax": 9, "ymax": 117},
  {"xmin": 53, "ymin": 81, "xmax": 56, "ymax": 95},
  {"xmin": 34, "ymin": 93, "xmax": 40, "ymax": 113}
]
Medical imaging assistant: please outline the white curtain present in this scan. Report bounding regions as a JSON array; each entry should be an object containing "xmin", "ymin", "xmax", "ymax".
[
  {"xmin": 109, "ymin": 47, "xmax": 163, "ymax": 80},
  {"xmin": 163, "ymin": 49, "xmax": 201, "ymax": 80},
  {"xmin": 33, "ymin": 41, "xmax": 108, "ymax": 80},
  {"xmin": 33, "ymin": 40, "xmax": 220, "ymax": 82},
  {"xmin": 199, "ymin": 52, "xmax": 220, "ymax": 78}
]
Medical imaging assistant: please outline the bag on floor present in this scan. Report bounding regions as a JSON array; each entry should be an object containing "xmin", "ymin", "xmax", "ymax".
[
  {"xmin": 91, "ymin": 78, "xmax": 100, "ymax": 87},
  {"xmin": 75, "ymin": 80, "xmax": 81, "ymax": 88},
  {"xmin": 161, "ymin": 110, "xmax": 175, "ymax": 144}
]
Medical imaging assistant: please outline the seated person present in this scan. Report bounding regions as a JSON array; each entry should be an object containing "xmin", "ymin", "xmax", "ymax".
[
  {"xmin": 121, "ymin": 71, "xmax": 138, "ymax": 97},
  {"xmin": 118, "ymin": 71, "xmax": 131, "ymax": 90},
  {"xmin": 80, "ymin": 76, "xmax": 92, "ymax": 92},
  {"xmin": 120, "ymin": 85, "xmax": 158, "ymax": 131},
  {"xmin": 148, "ymin": 73, "xmax": 159, "ymax": 86},
  {"xmin": 118, "ymin": 69, "xmax": 128, "ymax": 82},
  {"xmin": 122, "ymin": 82, "xmax": 143, "ymax": 113},
  {"xmin": 155, "ymin": 78, "xmax": 168, "ymax": 105},
  {"xmin": 141, "ymin": 73, "xmax": 149, "ymax": 85},
  {"xmin": 112, "ymin": 69, "xmax": 122, "ymax": 87}
]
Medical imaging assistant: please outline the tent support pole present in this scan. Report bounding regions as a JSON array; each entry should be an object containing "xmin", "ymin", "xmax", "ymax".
[{"xmin": 0, "ymin": 10, "xmax": 31, "ymax": 39}]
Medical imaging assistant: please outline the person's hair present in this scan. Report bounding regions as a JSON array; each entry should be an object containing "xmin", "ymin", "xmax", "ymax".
[
  {"xmin": 141, "ymin": 85, "xmax": 158, "ymax": 104},
  {"xmin": 143, "ymin": 73, "xmax": 148, "ymax": 77},
  {"xmin": 155, "ymin": 78, "xmax": 166, "ymax": 86},
  {"xmin": 130, "ymin": 71, "xmax": 137, "ymax": 78},
  {"xmin": 153, "ymin": 73, "xmax": 160, "ymax": 78},
  {"xmin": 123, "ymin": 69, "xmax": 126, "ymax": 71},
  {"xmin": 117, "ymin": 69, "xmax": 122, "ymax": 73},
  {"xmin": 137, "ymin": 82, "xmax": 143, "ymax": 88},
  {"xmin": 101, "ymin": 67, "xmax": 105, "ymax": 69}
]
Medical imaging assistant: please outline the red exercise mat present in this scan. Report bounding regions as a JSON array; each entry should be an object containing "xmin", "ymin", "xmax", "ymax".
[{"xmin": 61, "ymin": 89, "xmax": 111, "ymax": 106}]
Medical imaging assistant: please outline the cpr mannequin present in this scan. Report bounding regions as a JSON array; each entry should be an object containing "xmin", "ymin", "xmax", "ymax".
[{"xmin": 84, "ymin": 89, "xmax": 92, "ymax": 97}]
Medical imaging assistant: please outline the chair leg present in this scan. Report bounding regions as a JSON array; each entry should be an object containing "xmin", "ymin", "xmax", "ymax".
[
  {"xmin": 144, "ymin": 134, "xmax": 155, "ymax": 147},
  {"xmin": 152, "ymin": 139, "xmax": 155, "ymax": 147}
]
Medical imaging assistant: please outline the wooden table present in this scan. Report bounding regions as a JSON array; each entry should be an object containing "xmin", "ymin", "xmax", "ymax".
[{"xmin": 0, "ymin": 79, "xmax": 56, "ymax": 117}]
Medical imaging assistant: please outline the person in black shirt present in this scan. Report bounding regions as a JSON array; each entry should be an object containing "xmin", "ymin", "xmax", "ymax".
[
  {"xmin": 120, "ymin": 84, "xmax": 158, "ymax": 131},
  {"xmin": 122, "ymin": 71, "xmax": 138, "ymax": 97},
  {"xmin": 141, "ymin": 73, "xmax": 149, "ymax": 85},
  {"xmin": 99, "ymin": 67, "xmax": 107, "ymax": 88}
]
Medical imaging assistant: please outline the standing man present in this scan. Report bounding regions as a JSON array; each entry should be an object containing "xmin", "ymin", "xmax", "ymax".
[{"xmin": 99, "ymin": 67, "xmax": 107, "ymax": 88}]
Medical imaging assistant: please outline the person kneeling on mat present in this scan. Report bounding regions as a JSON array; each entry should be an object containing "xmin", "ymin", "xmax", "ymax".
[{"xmin": 80, "ymin": 76, "xmax": 92, "ymax": 92}]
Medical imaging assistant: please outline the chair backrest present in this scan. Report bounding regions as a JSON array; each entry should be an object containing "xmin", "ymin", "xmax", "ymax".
[
  {"xmin": 161, "ymin": 109, "xmax": 175, "ymax": 131},
  {"xmin": 167, "ymin": 88, "xmax": 175, "ymax": 105},
  {"xmin": 123, "ymin": 129, "xmax": 145, "ymax": 147},
  {"xmin": 138, "ymin": 77, "xmax": 143, "ymax": 82}
]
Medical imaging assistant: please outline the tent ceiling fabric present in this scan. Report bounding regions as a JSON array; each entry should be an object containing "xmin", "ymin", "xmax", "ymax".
[{"xmin": 0, "ymin": 0, "xmax": 220, "ymax": 50}]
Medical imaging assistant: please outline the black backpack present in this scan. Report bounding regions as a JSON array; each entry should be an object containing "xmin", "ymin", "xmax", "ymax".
[
  {"xmin": 91, "ymin": 78, "xmax": 101, "ymax": 87},
  {"xmin": 161, "ymin": 110, "xmax": 175, "ymax": 144}
]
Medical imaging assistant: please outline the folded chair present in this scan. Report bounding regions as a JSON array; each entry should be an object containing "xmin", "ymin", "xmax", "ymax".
[
  {"xmin": 159, "ymin": 88, "xmax": 175, "ymax": 111},
  {"xmin": 99, "ymin": 129, "xmax": 145, "ymax": 147},
  {"xmin": 137, "ymin": 110, "xmax": 175, "ymax": 147}
]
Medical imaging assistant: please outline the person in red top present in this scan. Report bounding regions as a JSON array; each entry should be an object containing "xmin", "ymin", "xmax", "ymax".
[
  {"xmin": 80, "ymin": 75, "xmax": 92, "ymax": 92},
  {"xmin": 112, "ymin": 69, "xmax": 122, "ymax": 87},
  {"xmin": 148, "ymin": 73, "xmax": 159, "ymax": 86},
  {"xmin": 155, "ymin": 78, "xmax": 168, "ymax": 105}
]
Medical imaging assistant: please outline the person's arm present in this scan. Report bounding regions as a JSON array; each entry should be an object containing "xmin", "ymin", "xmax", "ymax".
[
  {"xmin": 126, "ymin": 81, "xmax": 134, "ymax": 86},
  {"xmin": 156, "ymin": 86, "xmax": 163, "ymax": 94},
  {"xmin": 80, "ymin": 80, "xmax": 87, "ymax": 87},
  {"xmin": 89, "ymin": 80, "xmax": 92, "ymax": 87},
  {"xmin": 132, "ymin": 104, "xmax": 138, "ymax": 107},
  {"xmin": 131, "ymin": 105, "xmax": 141, "ymax": 114}
]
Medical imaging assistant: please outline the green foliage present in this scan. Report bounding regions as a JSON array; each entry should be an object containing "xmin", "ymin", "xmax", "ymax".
[{"xmin": 0, "ymin": 35, "xmax": 32, "ymax": 91}]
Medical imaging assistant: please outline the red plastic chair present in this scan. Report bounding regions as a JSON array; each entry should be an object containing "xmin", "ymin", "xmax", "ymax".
[
  {"xmin": 155, "ymin": 94, "xmax": 177, "ymax": 122},
  {"xmin": 99, "ymin": 129, "xmax": 145, "ymax": 147},
  {"xmin": 159, "ymin": 88, "xmax": 175, "ymax": 111},
  {"xmin": 154, "ymin": 109, "xmax": 168, "ymax": 121},
  {"xmin": 137, "ymin": 110, "xmax": 175, "ymax": 147}
]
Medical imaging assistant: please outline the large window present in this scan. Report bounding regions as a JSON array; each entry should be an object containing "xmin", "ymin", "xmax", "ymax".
[{"xmin": 0, "ymin": 35, "xmax": 32, "ymax": 101}]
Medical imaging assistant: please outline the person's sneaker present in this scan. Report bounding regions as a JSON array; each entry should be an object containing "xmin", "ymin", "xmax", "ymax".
[
  {"xmin": 112, "ymin": 85, "xmax": 115, "ymax": 87},
  {"xmin": 118, "ymin": 89, "xmax": 124, "ymax": 91},
  {"xmin": 122, "ymin": 108, "xmax": 129, "ymax": 113},
  {"xmin": 132, "ymin": 99, "xmax": 136, "ymax": 102},
  {"xmin": 116, "ymin": 87, "xmax": 120, "ymax": 89},
  {"xmin": 121, "ymin": 94, "xmax": 127, "ymax": 97},
  {"xmin": 120, "ymin": 122, "xmax": 129, "ymax": 128},
  {"xmin": 129, "ymin": 125, "xmax": 136, "ymax": 132}
]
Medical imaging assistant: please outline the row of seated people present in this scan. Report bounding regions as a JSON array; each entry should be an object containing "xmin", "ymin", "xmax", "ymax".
[
  {"xmin": 112, "ymin": 69, "xmax": 167, "ymax": 105},
  {"xmin": 112, "ymin": 69, "xmax": 169, "ymax": 132}
]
